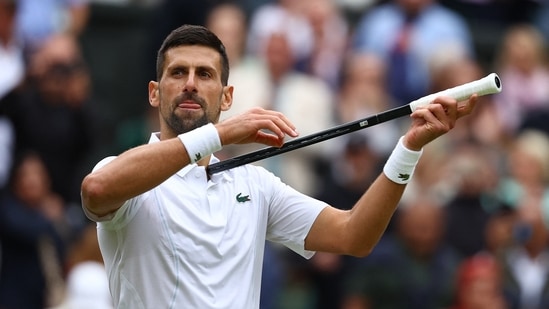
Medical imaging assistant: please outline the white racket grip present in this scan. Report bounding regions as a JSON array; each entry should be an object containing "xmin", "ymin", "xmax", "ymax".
[{"xmin": 409, "ymin": 73, "xmax": 502, "ymax": 111}]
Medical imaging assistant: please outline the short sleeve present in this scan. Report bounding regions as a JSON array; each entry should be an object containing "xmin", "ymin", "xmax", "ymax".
[{"xmin": 265, "ymin": 173, "xmax": 328, "ymax": 259}]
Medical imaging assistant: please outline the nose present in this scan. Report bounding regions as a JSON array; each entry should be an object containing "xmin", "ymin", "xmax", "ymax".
[{"xmin": 183, "ymin": 71, "xmax": 197, "ymax": 92}]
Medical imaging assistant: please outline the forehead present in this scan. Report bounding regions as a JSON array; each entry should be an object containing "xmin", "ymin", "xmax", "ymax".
[{"xmin": 163, "ymin": 45, "xmax": 222, "ymax": 71}]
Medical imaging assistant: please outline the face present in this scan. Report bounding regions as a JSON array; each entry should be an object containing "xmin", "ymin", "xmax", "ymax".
[
  {"xmin": 206, "ymin": 4, "xmax": 247, "ymax": 64},
  {"xmin": 148, "ymin": 45, "xmax": 233, "ymax": 138},
  {"xmin": 399, "ymin": 202, "xmax": 443, "ymax": 258},
  {"xmin": 14, "ymin": 155, "xmax": 51, "ymax": 207},
  {"xmin": 264, "ymin": 33, "xmax": 294, "ymax": 83}
]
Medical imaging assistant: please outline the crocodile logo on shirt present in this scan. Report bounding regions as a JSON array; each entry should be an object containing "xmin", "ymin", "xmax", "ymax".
[
  {"xmin": 194, "ymin": 152, "xmax": 202, "ymax": 162},
  {"xmin": 236, "ymin": 193, "xmax": 251, "ymax": 203}
]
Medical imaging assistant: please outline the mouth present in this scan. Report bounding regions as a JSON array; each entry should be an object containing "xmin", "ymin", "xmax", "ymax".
[{"xmin": 178, "ymin": 100, "xmax": 201, "ymax": 110}]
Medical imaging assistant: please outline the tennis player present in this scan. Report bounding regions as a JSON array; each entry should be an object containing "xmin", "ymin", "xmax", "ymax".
[{"xmin": 81, "ymin": 24, "xmax": 477, "ymax": 308}]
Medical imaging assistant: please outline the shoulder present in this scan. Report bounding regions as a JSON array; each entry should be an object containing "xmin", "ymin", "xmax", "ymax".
[
  {"xmin": 423, "ymin": 4, "xmax": 469, "ymax": 25},
  {"xmin": 358, "ymin": 3, "xmax": 399, "ymax": 23},
  {"xmin": 223, "ymin": 164, "xmax": 281, "ymax": 184}
]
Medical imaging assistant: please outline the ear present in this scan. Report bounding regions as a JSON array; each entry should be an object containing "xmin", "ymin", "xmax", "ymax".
[
  {"xmin": 220, "ymin": 85, "xmax": 233, "ymax": 112},
  {"xmin": 148, "ymin": 81, "xmax": 160, "ymax": 107}
]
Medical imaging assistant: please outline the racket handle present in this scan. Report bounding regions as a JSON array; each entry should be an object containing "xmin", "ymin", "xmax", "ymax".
[{"xmin": 409, "ymin": 73, "xmax": 502, "ymax": 111}]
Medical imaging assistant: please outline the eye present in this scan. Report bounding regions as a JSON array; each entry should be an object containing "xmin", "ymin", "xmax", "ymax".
[
  {"xmin": 171, "ymin": 68, "xmax": 186, "ymax": 78},
  {"xmin": 198, "ymin": 69, "xmax": 212, "ymax": 79}
]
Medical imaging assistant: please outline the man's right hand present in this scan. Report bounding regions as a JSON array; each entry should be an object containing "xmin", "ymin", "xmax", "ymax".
[{"xmin": 215, "ymin": 107, "xmax": 299, "ymax": 148}]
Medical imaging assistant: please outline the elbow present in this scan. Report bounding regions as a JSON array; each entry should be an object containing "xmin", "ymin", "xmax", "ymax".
[
  {"xmin": 347, "ymin": 244, "xmax": 375, "ymax": 258},
  {"xmin": 343, "ymin": 234, "xmax": 378, "ymax": 258},
  {"xmin": 81, "ymin": 173, "xmax": 110, "ymax": 215}
]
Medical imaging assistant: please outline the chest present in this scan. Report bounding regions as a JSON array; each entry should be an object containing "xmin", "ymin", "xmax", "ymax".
[{"xmin": 135, "ymin": 172, "xmax": 269, "ymax": 258}]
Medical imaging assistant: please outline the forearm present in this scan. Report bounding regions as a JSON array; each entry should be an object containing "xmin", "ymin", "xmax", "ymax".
[
  {"xmin": 307, "ymin": 96, "xmax": 474, "ymax": 256},
  {"xmin": 345, "ymin": 174, "xmax": 406, "ymax": 255},
  {"xmin": 306, "ymin": 136, "xmax": 421, "ymax": 256},
  {"xmin": 344, "ymin": 136, "xmax": 422, "ymax": 255},
  {"xmin": 81, "ymin": 138, "xmax": 190, "ymax": 216},
  {"xmin": 82, "ymin": 123, "xmax": 223, "ymax": 216}
]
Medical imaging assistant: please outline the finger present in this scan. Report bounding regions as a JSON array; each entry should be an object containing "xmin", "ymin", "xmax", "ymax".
[
  {"xmin": 411, "ymin": 106, "xmax": 439, "ymax": 127},
  {"xmin": 431, "ymin": 97, "xmax": 459, "ymax": 126},
  {"xmin": 256, "ymin": 132, "xmax": 285, "ymax": 147},
  {"xmin": 258, "ymin": 109, "xmax": 299, "ymax": 138},
  {"xmin": 251, "ymin": 109, "xmax": 299, "ymax": 139},
  {"xmin": 456, "ymin": 94, "xmax": 478, "ymax": 119},
  {"xmin": 412, "ymin": 104, "xmax": 452, "ymax": 133}
]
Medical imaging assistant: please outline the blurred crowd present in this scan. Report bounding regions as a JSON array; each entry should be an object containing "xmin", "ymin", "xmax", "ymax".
[{"xmin": 1, "ymin": 0, "xmax": 549, "ymax": 308}]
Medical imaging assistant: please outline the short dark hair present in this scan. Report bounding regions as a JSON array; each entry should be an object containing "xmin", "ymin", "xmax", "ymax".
[{"xmin": 156, "ymin": 24, "xmax": 230, "ymax": 85}]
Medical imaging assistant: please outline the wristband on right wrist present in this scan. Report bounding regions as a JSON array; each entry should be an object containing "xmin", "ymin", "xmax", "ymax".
[
  {"xmin": 383, "ymin": 136, "xmax": 423, "ymax": 184},
  {"xmin": 177, "ymin": 123, "xmax": 222, "ymax": 164}
]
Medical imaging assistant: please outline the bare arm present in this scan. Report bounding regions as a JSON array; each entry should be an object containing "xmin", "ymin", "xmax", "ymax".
[
  {"xmin": 305, "ymin": 95, "xmax": 477, "ymax": 256},
  {"xmin": 81, "ymin": 138, "xmax": 189, "ymax": 217},
  {"xmin": 81, "ymin": 108, "xmax": 298, "ymax": 217}
]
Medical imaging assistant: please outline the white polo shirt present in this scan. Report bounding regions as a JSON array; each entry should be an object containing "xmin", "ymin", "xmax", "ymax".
[{"xmin": 84, "ymin": 133, "xmax": 328, "ymax": 309}]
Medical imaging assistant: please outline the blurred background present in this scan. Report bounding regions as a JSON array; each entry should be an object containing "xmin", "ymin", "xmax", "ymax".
[{"xmin": 1, "ymin": 0, "xmax": 549, "ymax": 308}]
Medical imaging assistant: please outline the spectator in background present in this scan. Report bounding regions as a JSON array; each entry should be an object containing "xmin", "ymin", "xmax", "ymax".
[
  {"xmin": 247, "ymin": 0, "xmax": 314, "ymax": 70},
  {"xmin": 352, "ymin": 0, "xmax": 474, "ymax": 107},
  {"xmin": 206, "ymin": 2, "xmax": 249, "ymax": 68},
  {"xmin": 0, "ymin": 151, "xmax": 67, "ymax": 309},
  {"xmin": 248, "ymin": 0, "xmax": 350, "ymax": 91},
  {"xmin": 493, "ymin": 129, "xmax": 549, "ymax": 307},
  {"xmin": 440, "ymin": 142, "xmax": 504, "ymax": 259},
  {"xmin": 335, "ymin": 51, "xmax": 402, "ymax": 156},
  {"xmin": 15, "ymin": 0, "xmax": 90, "ymax": 58},
  {"xmin": 449, "ymin": 253, "xmax": 508, "ymax": 309},
  {"xmin": 315, "ymin": 133, "xmax": 384, "ymax": 214},
  {"xmin": 5, "ymin": 34, "xmax": 95, "ymax": 206},
  {"xmin": 500, "ymin": 202, "xmax": 549, "ymax": 309},
  {"xmin": 492, "ymin": 24, "xmax": 549, "ymax": 137},
  {"xmin": 341, "ymin": 198, "xmax": 461, "ymax": 309},
  {"xmin": 300, "ymin": 0, "xmax": 349, "ymax": 90},
  {"xmin": 483, "ymin": 207, "xmax": 518, "ymax": 259},
  {"xmin": 438, "ymin": 0, "xmax": 541, "ymax": 66},
  {"xmin": 496, "ymin": 130, "xmax": 549, "ymax": 218}
]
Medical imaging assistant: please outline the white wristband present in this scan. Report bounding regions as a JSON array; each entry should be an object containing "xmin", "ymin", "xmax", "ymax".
[
  {"xmin": 383, "ymin": 136, "xmax": 423, "ymax": 184},
  {"xmin": 178, "ymin": 123, "xmax": 222, "ymax": 163}
]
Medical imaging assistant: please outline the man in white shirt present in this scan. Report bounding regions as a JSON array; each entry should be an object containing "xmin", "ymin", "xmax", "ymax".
[{"xmin": 81, "ymin": 24, "xmax": 477, "ymax": 308}]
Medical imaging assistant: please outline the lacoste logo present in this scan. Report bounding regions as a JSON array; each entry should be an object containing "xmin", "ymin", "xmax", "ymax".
[
  {"xmin": 194, "ymin": 152, "xmax": 202, "ymax": 162},
  {"xmin": 236, "ymin": 193, "xmax": 251, "ymax": 203},
  {"xmin": 398, "ymin": 173, "xmax": 410, "ymax": 181}
]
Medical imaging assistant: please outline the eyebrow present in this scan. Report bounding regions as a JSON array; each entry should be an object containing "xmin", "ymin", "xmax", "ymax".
[{"xmin": 167, "ymin": 62, "xmax": 217, "ymax": 73}]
